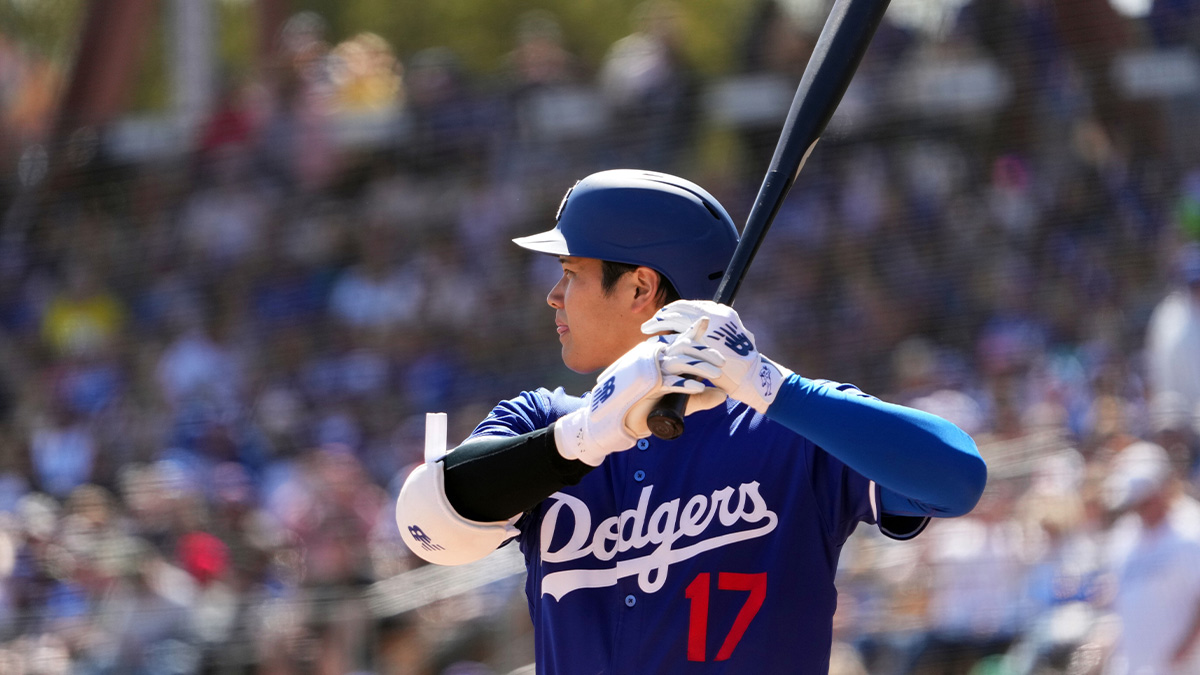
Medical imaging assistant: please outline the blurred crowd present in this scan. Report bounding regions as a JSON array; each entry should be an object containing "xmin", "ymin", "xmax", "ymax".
[{"xmin": 1, "ymin": 0, "xmax": 1200, "ymax": 673}]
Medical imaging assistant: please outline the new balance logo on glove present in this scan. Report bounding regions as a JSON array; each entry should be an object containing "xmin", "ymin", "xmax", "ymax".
[
  {"xmin": 591, "ymin": 376, "xmax": 616, "ymax": 411},
  {"xmin": 712, "ymin": 322, "xmax": 754, "ymax": 356}
]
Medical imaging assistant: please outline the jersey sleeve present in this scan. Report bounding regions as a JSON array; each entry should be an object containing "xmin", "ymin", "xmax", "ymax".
[
  {"xmin": 806, "ymin": 433, "xmax": 930, "ymax": 542},
  {"xmin": 807, "ymin": 442, "xmax": 877, "ymax": 544},
  {"xmin": 468, "ymin": 387, "xmax": 584, "ymax": 439},
  {"xmin": 804, "ymin": 382, "xmax": 905, "ymax": 538},
  {"xmin": 872, "ymin": 483, "xmax": 932, "ymax": 540}
]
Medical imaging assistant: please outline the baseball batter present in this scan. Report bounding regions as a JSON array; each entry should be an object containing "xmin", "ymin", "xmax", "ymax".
[{"xmin": 397, "ymin": 169, "xmax": 987, "ymax": 673}]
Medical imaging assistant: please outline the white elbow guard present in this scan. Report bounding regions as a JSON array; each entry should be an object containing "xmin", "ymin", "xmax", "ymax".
[{"xmin": 396, "ymin": 461, "xmax": 519, "ymax": 566}]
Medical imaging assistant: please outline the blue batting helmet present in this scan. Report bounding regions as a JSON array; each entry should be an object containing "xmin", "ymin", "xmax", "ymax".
[{"xmin": 513, "ymin": 169, "xmax": 739, "ymax": 300}]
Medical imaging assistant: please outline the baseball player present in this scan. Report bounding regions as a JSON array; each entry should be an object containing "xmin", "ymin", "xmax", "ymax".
[{"xmin": 397, "ymin": 169, "xmax": 987, "ymax": 673}]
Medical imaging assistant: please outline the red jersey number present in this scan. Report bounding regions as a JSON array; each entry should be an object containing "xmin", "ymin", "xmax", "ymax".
[{"xmin": 684, "ymin": 572, "xmax": 768, "ymax": 662}]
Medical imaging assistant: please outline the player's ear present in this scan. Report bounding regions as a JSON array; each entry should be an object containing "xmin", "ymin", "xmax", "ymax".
[{"xmin": 630, "ymin": 266, "xmax": 662, "ymax": 312}]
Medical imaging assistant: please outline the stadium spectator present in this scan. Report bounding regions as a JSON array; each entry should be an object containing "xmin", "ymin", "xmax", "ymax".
[
  {"xmin": 597, "ymin": 0, "xmax": 699, "ymax": 171},
  {"xmin": 0, "ymin": 4, "xmax": 1198, "ymax": 671},
  {"xmin": 1099, "ymin": 441, "xmax": 1200, "ymax": 674},
  {"xmin": 1145, "ymin": 242, "xmax": 1200, "ymax": 425}
]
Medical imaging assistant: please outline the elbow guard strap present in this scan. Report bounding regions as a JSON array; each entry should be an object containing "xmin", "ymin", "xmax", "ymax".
[{"xmin": 396, "ymin": 461, "xmax": 518, "ymax": 566}]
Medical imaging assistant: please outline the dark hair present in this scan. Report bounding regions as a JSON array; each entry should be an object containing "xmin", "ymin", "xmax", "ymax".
[{"xmin": 600, "ymin": 260, "xmax": 681, "ymax": 306}]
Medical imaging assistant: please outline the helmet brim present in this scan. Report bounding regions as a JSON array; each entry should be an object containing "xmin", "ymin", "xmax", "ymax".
[{"xmin": 512, "ymin": 228, "xmax": 570, "ymax": 257}]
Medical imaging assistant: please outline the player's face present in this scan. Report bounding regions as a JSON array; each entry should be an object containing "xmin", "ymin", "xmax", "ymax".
[{"xmin": 548, "ymin": 256, "xmax": 656, "ymax": 374}]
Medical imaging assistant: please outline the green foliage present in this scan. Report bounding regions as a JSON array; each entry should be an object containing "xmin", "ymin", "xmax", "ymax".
[
  {"xmin": 1, "ymin": 0, "xmax": 757, "ymax": 114},
  {"xmin": 0, "ymin": 0, "xmax": 86, "ymax": 60},
  {"xmin": 217, "ymin": 0, "xmax": 258, "ymax": 82},
  {"xmin": 128, "ymin": 4, "xmax": 168, "ymax": 112},
  {"xmin": 291, "ymin": 0, "xmax": 750, "ymax": 76},
  {"xmin": 675, "ymin": 0, "xmax": 747, "ymax": 74}
]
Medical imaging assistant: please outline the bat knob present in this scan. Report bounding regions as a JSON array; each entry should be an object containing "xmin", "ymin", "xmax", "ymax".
[{"xmin": 647, "ymin": 393, "xmax": 687, "ymax": 440}]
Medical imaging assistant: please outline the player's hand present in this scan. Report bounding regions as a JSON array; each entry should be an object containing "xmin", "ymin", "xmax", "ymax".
[
  {"xmin": 554, "ymin": 337, "xmax": 714, "ymax": 466},
  {"xmin": 656, "ymin": 315, "xmax": 730, "ymax": 414},
  {"xmin": 642, "ymin": 300, "xmax": 794, "ymax": 414}
]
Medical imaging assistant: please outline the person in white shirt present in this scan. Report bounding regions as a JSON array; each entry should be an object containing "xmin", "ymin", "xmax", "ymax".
[
  {"xmin": 1145, "ymin": 243, "xmax": 1200, "ymax": 428},
  {"xmin": 1102, "ymin": 441, "xmax": 1200, "ymax": 675}
]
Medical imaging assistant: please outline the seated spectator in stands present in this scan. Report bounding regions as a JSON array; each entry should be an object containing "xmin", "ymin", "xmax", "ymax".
[
  {"xmin": 328, "ymin": 228, "xmax": 423, "ymax": 334},
  {"xmin": 40, "ymin": 263, "xmax": 124, "ymax": 360},
  {"xmin": 29, "ymin": 404, "xmax": 96, "ymax": 500},
  {"xmin": 597, "ymin": 0, "xmax": 698, "ymax": 171}
]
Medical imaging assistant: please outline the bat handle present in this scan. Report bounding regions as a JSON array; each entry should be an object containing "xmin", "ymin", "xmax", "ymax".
[{"xmin": 647, "ymin": 391, "xmax": 688, "ymax": 440}]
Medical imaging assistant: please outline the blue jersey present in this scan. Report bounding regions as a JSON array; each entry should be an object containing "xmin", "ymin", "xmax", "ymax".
[{"xmin": 470, "ymin": 382, "xmax": 927, "ymax": 674}]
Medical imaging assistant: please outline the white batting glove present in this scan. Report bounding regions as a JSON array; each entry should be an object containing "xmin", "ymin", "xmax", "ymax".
[
  {"xmin": 642, "ymin": 300, "xmax": 794, "ymax": 414},
  {"xmin": 554, "ymin": 338, "xmax": 715, "ymax": 466},
  {"xmin": 655, "ymin": 314, "xmax": 730, "ymax": 412}
]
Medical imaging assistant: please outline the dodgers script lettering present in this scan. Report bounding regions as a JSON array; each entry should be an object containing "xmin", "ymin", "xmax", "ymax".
[{"xmin": 539, "ymin": 482, "xmax": 779, "ymax": 600}]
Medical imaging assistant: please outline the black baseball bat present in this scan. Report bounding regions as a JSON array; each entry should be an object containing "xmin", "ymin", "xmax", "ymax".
[{"xmin": 647, "ymin": 0, "xmax": 892, "ymax": 440}]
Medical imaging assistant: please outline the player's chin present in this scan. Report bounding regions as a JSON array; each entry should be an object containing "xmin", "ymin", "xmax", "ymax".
[
  {"xmin": 561, "ymin": 349, "xmax": 583, "ymax": 374},
  {"xmin": 561, "ymin": 347, "xmax": 600, "ymax": 375}
]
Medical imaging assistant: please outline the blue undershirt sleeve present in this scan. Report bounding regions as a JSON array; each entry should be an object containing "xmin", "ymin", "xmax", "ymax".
[{"xmin": 765, "ymin": 375, "xmax": 987, "ymax": 517}]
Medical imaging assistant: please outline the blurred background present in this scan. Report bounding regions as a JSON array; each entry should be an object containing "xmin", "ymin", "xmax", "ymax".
[{"xmin": 1, "ymin": 0, "xmax": 1200, "ymax": 673}]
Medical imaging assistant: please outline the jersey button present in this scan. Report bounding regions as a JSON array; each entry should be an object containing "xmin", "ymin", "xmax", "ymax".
[
  {"xmin": 624, "ymin": 595, "xmax": 636, "ymax": 608},
  {"xmin": 636, "ymin": 439, "xmax": 650, "ymax": 450},
  {"xmin": 633, "ymin": 470, "xmax": 646, "ymax": 482}
]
